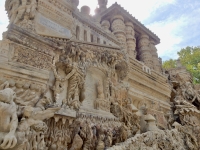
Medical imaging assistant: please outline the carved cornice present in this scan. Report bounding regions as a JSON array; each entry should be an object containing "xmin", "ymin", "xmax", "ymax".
[
  {"xmin": 73, "ymin": 11, "xmax": 121, "ymax": 46},
  {"xmin": 38, "ymin": 0, "xmax": 74, "ymax": 31},
  {"xmin": 6, "ymin": 24, "xmax": 58, "ymax": 56},
  {"xmin": 128, "ymin": 59, "xmax": 171, "ymax": 98}
]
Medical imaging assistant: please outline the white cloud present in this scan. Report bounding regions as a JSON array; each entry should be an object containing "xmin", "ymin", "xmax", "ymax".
[
  {"xmin": 0, "ymin": 0, "xmax": 9, "ymax": 40},
  {"xmin": 147, "ymin": 16, "xmax": 187, "ymax": 60},
  {"xmin": 79, "ymin": 0, "xmax": 176, "ymax": 21}
]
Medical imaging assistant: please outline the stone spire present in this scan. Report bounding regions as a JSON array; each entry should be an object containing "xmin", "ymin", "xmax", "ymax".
[
  {"xmin": 71, "ymin": 0, "xmax": 79, "ymax": 8},
  {"xmin": 97, "ymin": 0, "xmax": 108, "ymax": 13}
]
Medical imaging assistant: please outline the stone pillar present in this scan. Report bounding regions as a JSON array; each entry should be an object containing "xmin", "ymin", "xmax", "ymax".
[
  {"xmin": 111, "ymin": 15, "xmax": 127, "ymax": 52},
  {"xmin": 149, "ymin": 40, "xmax": 162, "ymax": 72},
  {"xmin": 138, "ymin": 34, "xmax": 153, "ymax": 68},
  {"xmin": 125, "ymin": 22, "xmax": 136, "ymax": 58},
  {"xmin": 101, "ymin": 20, "xmax": 110, "ymax": 33}
]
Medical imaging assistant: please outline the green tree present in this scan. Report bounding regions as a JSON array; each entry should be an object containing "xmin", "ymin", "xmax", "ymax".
[
  {"xmin": 163, "ymin": 59, "xmax": 176, "ymax": 69},
  {"xmin": 163, "ymin": 46, "xmax": 200, "ymax": 84}
]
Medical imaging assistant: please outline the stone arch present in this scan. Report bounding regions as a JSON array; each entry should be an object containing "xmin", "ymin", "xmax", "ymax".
[{"xmin": 81, "ymin": 67, "xmax": 107, "ymax": 109}]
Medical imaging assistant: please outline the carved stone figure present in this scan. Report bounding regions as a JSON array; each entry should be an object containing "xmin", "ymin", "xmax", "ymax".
[
  {"xmin": 119, "ymin": 123, "xmax": 128, "ymax": 142},
  {"xmin": 0, "ymin": 88, "xmax": 18, "ymax": 149},
  {"xmin": 68, "ymin": 86, "xmax": 81, "ymax": 109},
  {"xmin": 97, "ymin": 80, "xmax": 104, "ymax": 99},
  {"xmin": 182, "ymin": 82, "xmax": 200, "ymax": 103},
  {"xmin": 2, "ymin": 0, "xmax": 200, "ymax": 149},
  {"xmin": 136, "ymin": 105, "xmax": 147, "ymax": 133},
  {"xmin": 14, "ymin": 0, "xmax": 28, "ymax": 24},
  {"xmin": 51, "ymin": 64, "xmax": 76, "ymax": 104}
]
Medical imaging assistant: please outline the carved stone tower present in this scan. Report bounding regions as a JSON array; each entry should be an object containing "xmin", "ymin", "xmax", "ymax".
[
  {"xmin": 98, "ymin": 0, "xmax": 108, "ymax": 13},
  {"xmin": 1, "ymin": 0, "xmax": 198, "ymax": 150}
]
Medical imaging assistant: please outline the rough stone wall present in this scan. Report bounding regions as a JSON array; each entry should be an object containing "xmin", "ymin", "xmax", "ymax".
[{"xmin": 0, "ymin": 0, "xmax": 199, "ymax": 150}]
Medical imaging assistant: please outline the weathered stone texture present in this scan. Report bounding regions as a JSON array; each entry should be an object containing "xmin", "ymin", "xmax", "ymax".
[{"xmin": 0, "ymin": 0, "xmax": 199, "ymax": 149}]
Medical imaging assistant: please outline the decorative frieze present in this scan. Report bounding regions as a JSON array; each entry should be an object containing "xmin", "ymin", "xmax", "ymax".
[{"xmin": 12, "ymin": 44, "xmax": 53, "ymax": 70}]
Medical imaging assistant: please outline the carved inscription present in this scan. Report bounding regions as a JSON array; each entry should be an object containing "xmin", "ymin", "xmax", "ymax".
[{"xmin": 36, "ymin": 14, "xmax": 72, "ymax": 38}]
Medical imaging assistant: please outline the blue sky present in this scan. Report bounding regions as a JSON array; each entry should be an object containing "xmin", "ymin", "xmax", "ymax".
[{"xmin": 0, "ymin": 0, "xmax": 200, "ymax": 61}]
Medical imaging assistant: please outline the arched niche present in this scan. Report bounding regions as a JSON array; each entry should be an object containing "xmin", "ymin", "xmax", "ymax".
[{"xmin": 81, "ymin": 67, "xmax": 107, "ymax": 109}]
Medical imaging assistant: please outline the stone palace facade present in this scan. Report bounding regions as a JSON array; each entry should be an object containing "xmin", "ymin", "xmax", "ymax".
[{"xmin": 0, "ymin": 0, "xmax": 200, "ymax": 149}]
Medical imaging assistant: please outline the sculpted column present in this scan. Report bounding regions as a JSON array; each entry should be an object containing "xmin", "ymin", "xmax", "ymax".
[
  {"xmin": 138, "ymin": 34, "xmax": 153, "ymax": 68},
  {"xmin": 149, "ymin": 40, "xmax": 162, "ymax": 72},
  {"xmin": 125, "ymin": 22, "xmax": 136, "ymax": 58},
  {"xmin": 111, "ymin": 15, "xmax": 127, "ymax": 52}
]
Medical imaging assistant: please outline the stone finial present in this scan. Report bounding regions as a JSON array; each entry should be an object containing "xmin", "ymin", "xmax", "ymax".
[
  {"xmin": 98, "ymin": 0, "xmax": 108, "ymax": 7},
  {"xmin": 81, "ymin": 6, "xmax": 91, "ymax": 16},
  {"xmin": 97, "ymin": 0, "xmax": 108, "ymax": 13},
  {"xmin": 71, "ymin": 0, "xmax": 79, "ymax": 8}
]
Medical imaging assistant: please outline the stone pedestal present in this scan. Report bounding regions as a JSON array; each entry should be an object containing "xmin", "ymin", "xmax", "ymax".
[{"xmin": 145, "ymin": 114, "xmax": 159, "ymax": 131}]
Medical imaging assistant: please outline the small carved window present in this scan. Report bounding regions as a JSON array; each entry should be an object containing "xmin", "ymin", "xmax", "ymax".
[
  {"xmin": 91, "ymin": 34, "xmax": 94, "ymax": 42},
  {"xmin": 84, "ymin": 30, "xmax": 87, "ymax": 41},
  {"xmin": 97, "ymin": 37, "xmax": 100, "ymax": 44},
  {"xmin": 76, "ymin": 26, "xmax": 80, "ymax": 40},
  {"xmin": 103, "ymin": 41, "xmax": 106, "ymax": 44}
]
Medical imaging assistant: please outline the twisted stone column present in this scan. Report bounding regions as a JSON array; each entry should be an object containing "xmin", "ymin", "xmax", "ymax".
[
  {"xmin": 111, "ymin": 15, "xmax": 127, "ymax": 52},
  {"xmin": 138, "ymin": 34, "xmax": 153, "ymax": 68},
  {"xmin": 125, "ymin": 22, "xmax": 136, "ymax": 58},
  {"xmin": 149, "ymin": 40, "xmax": 162, "ymax": 72}
]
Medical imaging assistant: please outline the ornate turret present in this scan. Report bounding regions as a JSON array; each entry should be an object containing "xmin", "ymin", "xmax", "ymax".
[
  {"xmin": 96, "ymin": 0, "xmax": 108, "ymax": 13},
  {"xmin": 81, "ymin": 6, "xmax": 91, "ymax": 16}
]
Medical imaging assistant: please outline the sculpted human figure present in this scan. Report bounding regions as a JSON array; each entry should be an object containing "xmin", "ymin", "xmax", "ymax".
[
  {"xmin": 97, "ymin": 80, "xmax": 104, "ymax": 99},
  {"xmin": 17, "ymin": 104, "xmax": 60, "ymax": 149},
  {"xmin": 6, "ymin": 0, "xmax": 20, "ymax": 23},
  {"xmin": 68, "ymin": 86, "xmax": 80, "ymax": 109},
  {"xmin": 51, "ymin": 64, "xmax": 76, "ymax": 103},
  {"xmin": 119, "ymin": 123, "xmax": 128, "ymax": 142},
  {"xmin": 182, "ymin": 82, "xmax": 200, "ymax": 103},
  {"xmin": 0, "ymin": 81, "xmax": 9, "ymax": 90},
  {"xmin": 136, "ymin": 105, "xmax": 147, "ymax": 133},
  {"xmin": 27, "ymin": 0, "xmax": 37, "ymax": 19},
  {"xmin": 104, "ymin": 129, "xmax": 112, "ymax": 148},
  {"xmin": 14, "ymin": 0, "xmax": 27, "ymax": 24},
  {"xmin": 0, "ymin": 88, "xmax": 18, "ymax": 149}
]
